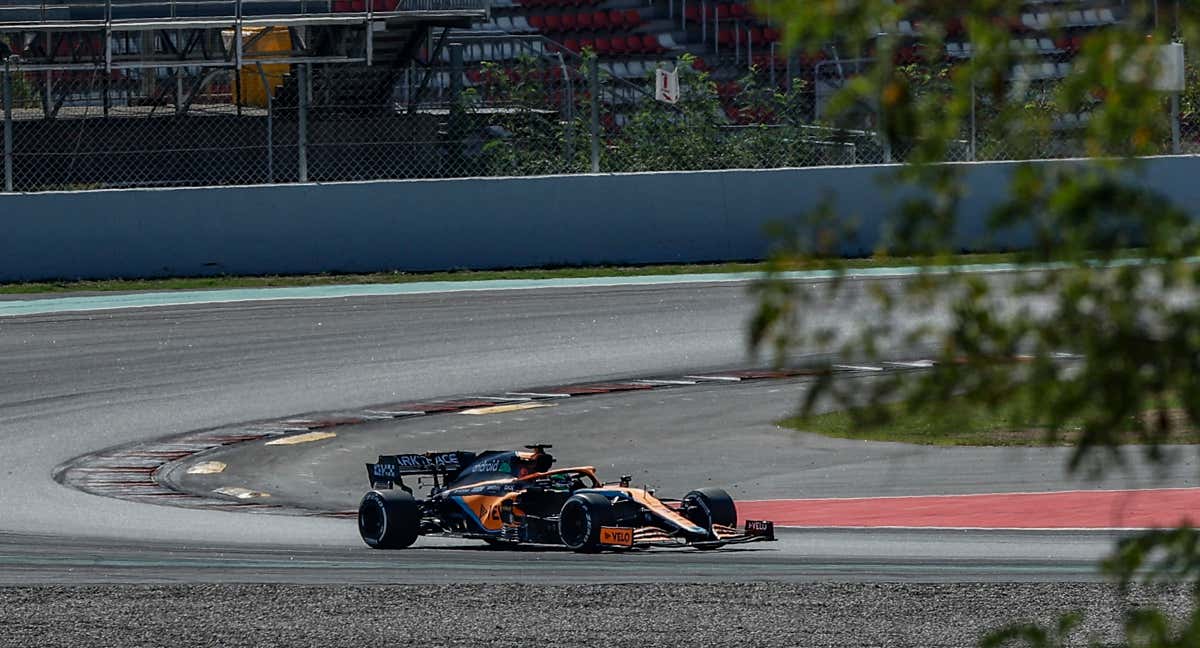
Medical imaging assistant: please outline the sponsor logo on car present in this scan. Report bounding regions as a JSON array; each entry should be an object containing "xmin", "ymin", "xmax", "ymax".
[
  {"xmin": 599, "ymin": 526, "xmax": 634, "ymax": 548},
  {"xmin": 745, "ymin": 519, "xmax": 775, "ymax": 539}
]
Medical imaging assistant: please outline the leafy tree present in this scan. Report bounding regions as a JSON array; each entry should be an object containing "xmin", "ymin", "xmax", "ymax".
[{"xmin": 751, "ymin": 1, "xmax": 1200, "ymax": 645}]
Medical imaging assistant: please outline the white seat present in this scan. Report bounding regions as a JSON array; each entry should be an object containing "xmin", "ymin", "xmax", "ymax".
[
  {"xmin": 1035, "ymin": 13, "xmax": 1052, "ymax": 29},
  {"xmin": 511, "ymin": 15, "xmax": 532, "ymax": 32},
  {"xmin": 898, "ymin": 20, "xmax": 913, "ymax": 35},
  {"xmin": 946, "ymin": 42, "xmax": 961, "ymax": 56},
  {"xmin": 658, "ymin": 33, "xmax": 679, "ymax": 49},
  {"xmin": 1021, "ymin": 13, "xmax": 1038, "ymax": 30},
  {"xmin": 1024, "ymin": 38, "xmax": 1038, "ymax": 51},
  {"xmin": 1067, "ymin": 10, "xmax": 1084, "ymax": 26},
  {"xmin": 1038, "ymin": 38, "xmax": 1055, "ymax": 52},
  {"xmin": 1057, "ymin": 62, "xmax": 1073, "ymax": 76},
  {"xmin": 1082, "ymin": 9, "xmax": 1099, "ymax": 25},
  {"xmin": 1098, "ymin": 8, "xmax": 1115, "ymax": 23},
  {"xmin": 1041, "ymin": 62, "xmax": 1058, "ymax": 78}
]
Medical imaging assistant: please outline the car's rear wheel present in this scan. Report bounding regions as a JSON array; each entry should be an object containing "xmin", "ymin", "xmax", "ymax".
[
  {"xmin": 682, "ymin": 487, "xmax": 737, "ymax": 550},
  {"xmin": 358, "ymin": 489, "xmax": 420, "ymax": 549},
  {"xmin": 558, "ymin": 492, "xmax": 615, "ymax": 553}
]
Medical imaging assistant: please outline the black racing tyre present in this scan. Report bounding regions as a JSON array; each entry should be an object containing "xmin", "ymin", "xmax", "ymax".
[
  {"xmin": 558, "ymin": 492, "xmax": 616, "ymax": 553},
  {"xmin": 358, "ymin": 489, "xmax": 420, "ymax": 549},
  {"xmin": 682, "ymin": 487, "xmax": 737, "ymax": 550}
]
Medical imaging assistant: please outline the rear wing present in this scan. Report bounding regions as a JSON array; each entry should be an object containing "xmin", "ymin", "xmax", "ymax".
[{"xmin": 366, "ymin": 451, "xmax": 476, "ymax": 490}]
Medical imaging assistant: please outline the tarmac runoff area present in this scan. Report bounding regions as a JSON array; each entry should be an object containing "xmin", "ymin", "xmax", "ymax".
[{"xmin": 4, "ymin": 272, "xmax": 1200, "ymax": 646}]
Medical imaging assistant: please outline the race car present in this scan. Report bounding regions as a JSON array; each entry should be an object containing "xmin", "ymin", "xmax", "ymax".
[{"xmin": 357, "ymin": 444, "xmax": 775, "ymax": 552}]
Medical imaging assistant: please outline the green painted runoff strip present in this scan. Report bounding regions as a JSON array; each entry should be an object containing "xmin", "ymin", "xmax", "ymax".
[{"xmin": 0, "ymin": 260, "xmax": 1141, "ymax": 318}]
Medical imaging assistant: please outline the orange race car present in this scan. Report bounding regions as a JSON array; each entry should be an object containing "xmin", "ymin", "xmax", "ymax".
[{"xmin": 357, "ymin": 444, "xmax": 775, "ymax": 552}]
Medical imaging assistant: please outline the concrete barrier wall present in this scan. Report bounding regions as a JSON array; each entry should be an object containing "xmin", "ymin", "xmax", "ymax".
[{"xmin": 3, "ymin": 156, "xmax": 1200, "ymax": 281}]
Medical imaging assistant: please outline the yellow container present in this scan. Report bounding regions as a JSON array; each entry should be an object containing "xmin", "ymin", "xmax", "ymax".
[{"xmin": 231, "ymin": 27, "xmax": 291, "ymax": 107}]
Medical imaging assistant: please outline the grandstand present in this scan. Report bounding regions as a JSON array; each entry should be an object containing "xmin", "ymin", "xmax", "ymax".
[{"xmin": 451, "ymin": 1, "xmax": 1129, "ymax": 120}]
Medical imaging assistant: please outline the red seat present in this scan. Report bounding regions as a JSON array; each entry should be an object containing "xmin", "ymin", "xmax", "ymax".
[
  {"xmin": 642, "ymin": 33, "xmax": 663, "ymax": 53},
  {"xmin": 528, "ymin": 14, "xmax": 545, "ymax": 29},
  {"xmin": 715, "ymin": 5, "xmax": 730, "ymax": 19},
  {"xmin": 730, "ymin": 3, "xmax": 747, "ymax": 18},
  {"xmin": 684, "ymin": 5, "xmax": 700, "ymax": 22},
  {"xmin": 563, "ymin": 38, "xmax": 580, "ymax": 52},
  {"xmin": 623, "ymin": 9, "xmax": 642, "ymax": 27},
  {"xmin": 577, "ymin": 12, "xmax": 593, "ymax": 28},
  {"xmin": 594, "ymin": 36, "xmax": 611, "ymax": 53},
  {"xmin": 608, "ymin": 9, "xmax": 624, "ymax": 27},
  {"xmin": 717, "ymin": 29, "xmax": 733, "ymax": 46},
  {"xmin": 593, "ymin": 10, "xmax": 609, "ymax": 29},
  {"xmin": 610, "ymin": 35, "xmax": 627, "ymax": 53},
  {"xmin": 349, "ymin": 0, "xmax": 365, "ymax": 11},
  {"xmin": 561, "ymin": 13, "xmax": 577, "ymax": 29},
  {"xmin": 579, "ymin": 37, "xmax": 596, "ymax": 51},
  {"xmin": 763, "ymin": 27, "xmax": 780, "ymax": 42},
  {"xmin": 332, "ymin": 0, "xmax": 351, "ymax": 10},
  {"xmin": 749, "ymin": 27, "xmax": 764, "ymax": 44},
  {"xmin": 545, "ymin": 14, "xmax": 562, "ymax": 30},
  {"xmin": 690, "ymin": 56, "xmax": 707, "ymax": 70}
]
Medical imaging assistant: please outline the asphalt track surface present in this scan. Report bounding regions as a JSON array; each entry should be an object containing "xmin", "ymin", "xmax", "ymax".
[{"xmin": 2, "ymin": 275, "xmax": 1199, "ymax": 646}]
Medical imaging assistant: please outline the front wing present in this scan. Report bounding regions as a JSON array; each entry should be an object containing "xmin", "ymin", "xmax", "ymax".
[{"xmin": 600, "ymin": 520, "xmax": 776, "ymax": 549}]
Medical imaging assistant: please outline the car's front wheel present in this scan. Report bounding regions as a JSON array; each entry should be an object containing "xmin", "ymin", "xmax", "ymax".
[
  {"xmin": 682, "ymin": 487, "xmax": 737, "ymax": 549},
  {"xmin": 558, "ymin": 492, "xmax": 616, "ymax": 553},
  {"xmin": 358, "ymin": 489, "xmax": 420, "ymax": 549}
]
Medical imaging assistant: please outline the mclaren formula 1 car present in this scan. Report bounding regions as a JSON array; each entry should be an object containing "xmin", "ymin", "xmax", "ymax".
[{"xmin": 357, "ymin": 444, "xmax": 775, "ymax": 551}]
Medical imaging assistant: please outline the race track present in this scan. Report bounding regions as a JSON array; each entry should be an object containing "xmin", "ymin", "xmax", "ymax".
[{"xmin": 1, "ymin": 274, "xmax": 1196, "ymax": 646}]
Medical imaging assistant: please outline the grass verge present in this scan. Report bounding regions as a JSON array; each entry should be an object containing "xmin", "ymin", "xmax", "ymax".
[
  {"xmin": 780, "ymin": 395, "xmax": 1197, "ymax": 447},
  {"xmin": 0, "ymin": 253, "xmax": 1023, "ymax": 295}
]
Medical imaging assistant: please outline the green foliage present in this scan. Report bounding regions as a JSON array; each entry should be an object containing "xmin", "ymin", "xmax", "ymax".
[
  {"xmin": 457, "ymin": 51, "xmax": 861, "ymax": 175},
  {"xmin": 751, "ymin": 2, "xmax": 1200, "ymax": 646},
  {"xmin": 782, "ymin": 388, "xmax": 1199, "ymax": 447}
]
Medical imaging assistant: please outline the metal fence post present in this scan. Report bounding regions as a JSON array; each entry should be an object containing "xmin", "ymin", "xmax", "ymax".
[
  {"xmin": 298, "ymin": 62, "xmax": 309, "ymax": 182},
  {"xmin": 3, "ymin": 57, "xmax": 12, "ymax": 192},
  {"xmin": 557, "ymin": 53, "xmax": 574, "ymax": 170},
  {"xmin": 1171, "ymin": 91, "xmax": 1181, "ymax": 154},
  {"xmin": 588, "ymin": 56, "xmax": 599, "ymax": 173},
  {"xmin": 256, "ymin": 63, "xmax": 274, "ymax": 183},
  {"xmin": 447, "ymin": 43, "xmax": 464, "ymax": 175},
  {"xmin": 969, "ymin": 82, "xmax": 977, "ymax": 161}
]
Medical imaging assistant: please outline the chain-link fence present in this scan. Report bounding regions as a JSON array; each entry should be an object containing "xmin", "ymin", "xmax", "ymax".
[{"xmin": 2, "ymin": 40, "xmax": 1198, "ymax": 192}]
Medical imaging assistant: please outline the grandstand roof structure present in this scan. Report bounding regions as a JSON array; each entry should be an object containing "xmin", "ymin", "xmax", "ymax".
[{"xmin": 0, "ymin": 0, "xmax": 489, "ymax": 69}]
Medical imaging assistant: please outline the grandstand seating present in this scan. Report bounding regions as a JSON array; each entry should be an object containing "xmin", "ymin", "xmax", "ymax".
[
  {"xmin": 375, "ymin": 0, "xmax": 1125, "ymax": 123},
  {"xmin": 436, "ymin": 1, "xmax": 1123, "ymax": 84}
]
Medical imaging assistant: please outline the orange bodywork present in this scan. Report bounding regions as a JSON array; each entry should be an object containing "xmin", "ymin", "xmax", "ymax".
[{"xmin": 440, "ymin": 466, "xmax": 705, "ymax": 536}]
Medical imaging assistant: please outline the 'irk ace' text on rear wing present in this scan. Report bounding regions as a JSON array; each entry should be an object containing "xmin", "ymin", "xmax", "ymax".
[{"xmin": 366, "ymin": 451, "xmax": 476, "ymax": 490}]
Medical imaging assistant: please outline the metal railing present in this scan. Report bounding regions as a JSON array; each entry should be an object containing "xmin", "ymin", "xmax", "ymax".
[{"xmin": 0, "ymin": 0, "xmax": 489, "ymax": 26}]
